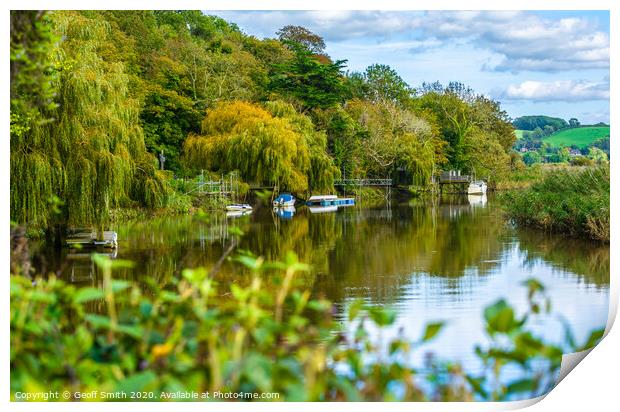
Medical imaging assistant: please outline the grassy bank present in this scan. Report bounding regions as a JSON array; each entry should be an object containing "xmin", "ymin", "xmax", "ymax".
[{"xmin": 501, "ymin": 166, "xmax": 609, "ymax": 241}]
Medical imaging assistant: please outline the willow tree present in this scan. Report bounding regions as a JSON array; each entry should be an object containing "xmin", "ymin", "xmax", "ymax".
[
  {"xmin": 264, "ymin": 100, "xmax": 339, "ymax": 191},
  {"xmin": 183, "ymin": 101, "xmax": 338, "ymax": 194},
  {"xmin": 346, "ymin": 98, "xmax": 445, "ymax": 185},
  {"xmin": 10, "ymin": 11, "xmax": 169, "ymax": 236}
]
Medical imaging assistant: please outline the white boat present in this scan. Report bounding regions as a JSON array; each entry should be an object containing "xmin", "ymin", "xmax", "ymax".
[
  {"xmin": 273, "ymin": 193, "xmax": 296, "ymax": 207},
  {"xmin": 225, "ymin": 203, "xmax": 253, "ymax": 212},
  {"xmin": 467, "ymin": 180, "xmax": 487, "ymax": 195},
  {"xmin": 307, "ymin": 195, "xmax": 337, "ymax": 202}
]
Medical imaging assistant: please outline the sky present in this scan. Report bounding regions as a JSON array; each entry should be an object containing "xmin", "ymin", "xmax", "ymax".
[{"xmin": 208, "ymin": 10, "xmax": 610, "ymax": 124}]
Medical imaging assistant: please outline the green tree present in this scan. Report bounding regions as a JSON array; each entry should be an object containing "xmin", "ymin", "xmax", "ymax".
[
  {"xmin": 522, "ymin": 151, "xmax": 542, "ymax": 166},
  {"xmin": 10, "ymin": 11, "xmax": 58, "ymax": 140},
  {"xmin": 543, "ymin": 125, "xmax": 555, "ymax": 136},
  {"xmin": 587, "ymin": 147, "xmax": 608, "ymax": 164},
  {"xmin": 532, "ymin": 127, "xmax": 544, "ymax": 139},
  {"xmin": 569, "ymin": 117, "xmax": 580, "ymax": 127},
  {"xmin": 345, "ymin": 99, "xmax": 446, "ymax": 184},
  {"xmin": 554, "ymin": 147, "xmax": 571, "ymax": 163},
  {"xmin": 415, "ymin": 89, "xmax": 473, "ymax": 171},
  {"xmin": 276, "ymin": 25, "xmax": 326, "ymax": 54},
  {"xmin": 269, "ymin": 41, "xmax": 347, "ymax": 111},
  {"xmin": 10, "ymin": 11, "xmax": 169, "ymax": 234},
  {"xmin": 512, "ymin": 115, "xmax": 568, "ymax": 131},
  {"xmin": 349, "ymin": 64, "xmax": 413, "ymax": 106}
]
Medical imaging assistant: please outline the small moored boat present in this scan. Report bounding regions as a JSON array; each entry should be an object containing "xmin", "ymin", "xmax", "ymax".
[
  {"xmin": 467, "ymin": 180, "xmax": 487, "ymax": 195},
  {"xmin": 306, "ymin": 195, "xmax": 355, "ymax": 206},
  {"xmin": 226, "ymin": 203, "xmax": 253, "ymax": 212},
  {"xmin": 273, "ymin": 193, "xmax": 295, "ymax": 207}
]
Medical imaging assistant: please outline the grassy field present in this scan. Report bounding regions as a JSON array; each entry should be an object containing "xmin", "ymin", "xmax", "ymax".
[
  {"xmin": 514, "ymin": 129, "xmax": 526, "ymax": 139},
  {"xmin": 544, "ymin": 126, "xmax": 610, "ymax": 148}
]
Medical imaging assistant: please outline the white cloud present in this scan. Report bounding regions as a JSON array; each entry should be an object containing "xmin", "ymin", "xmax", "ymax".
[
  {"xmin": 210, "ymin": 10, "xmax": 609, "ymax": 73},
  {"xmin": 501, "ymin": 80, "xmax": 609, "ymax": 102},
  {"xmin": 418, "ymin": 12, "xmax": 609, "ymax": 72}
]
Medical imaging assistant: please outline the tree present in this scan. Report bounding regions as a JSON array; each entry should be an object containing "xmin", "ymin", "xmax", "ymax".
[
  {"xmin": 512, "ymin": 115, "xmax": 568, "ymax": 131},
  {"xmin": 276, "ymin": 25, "xmax": 326, "ymax": 54},
  {"xmin": 591, "ymin": 137, "xmax": 610, "ymax": 158},
  {"xmin": 345, "ymin": 99, "xmax": 446, "ymax": 185},
  {"xmin": 183, "ymin": 101, "xmax": 338, "ymax": 193},
  {"xmin": 414, "ymin": 90, "xmax": 472, "ymax": 170},
  {"xmin": 348, "ymin": 64, "xmax": 413, "ymax": 106},
  {"xmin": 522, "ymin": 151, "xmax": 542, "ymax": 166},
  {"xmin": 554, "ymin": 147, "xmax": 570, "ymax": 163},
  {"xmin": 269, "ymin": 41, "xmax": 347, "ymax": 111},
  {"xmin": 543, "ymin": 125, "xmax": 555, "ymax": 136},
  {"xmin": 587, "ymin": 147, "xmax": 608, "ymax": 164},
  {"xmin": 312, "ymin": 106, "xmax": 365, "ymax": 179},
  {"xmin": 10, "ymin": 11, "xmax": 169, "ymax": 234},
  {"xmin": 569, "ymin": 118, "xmax": 580, "ymax": 127},
  {"xmin": 10, "ymin": 11, "xmax": 58, "ymax": 140},
  {"xmin": 532, "ymin": 127, "xmax": 544, "ymax": 139}
]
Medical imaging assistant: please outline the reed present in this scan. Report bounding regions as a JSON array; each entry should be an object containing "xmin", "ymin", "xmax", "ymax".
[{"xmin": 501, "ymin": 166, "xmax": 609, "ymax": 241}]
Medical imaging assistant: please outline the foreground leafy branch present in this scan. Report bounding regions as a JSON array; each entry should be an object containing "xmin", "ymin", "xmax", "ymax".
[{"xmin": 10, "ymin": 252, "xmax": 603, "ymax": 401}]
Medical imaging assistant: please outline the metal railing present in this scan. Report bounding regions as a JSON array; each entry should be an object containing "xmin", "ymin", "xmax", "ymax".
[{"xmin": 334, "ymin": 179, "xmax": 393, "ymax": 186}]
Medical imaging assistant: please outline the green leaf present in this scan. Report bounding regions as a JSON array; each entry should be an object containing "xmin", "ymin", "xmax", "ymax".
[
  {"xmin": 348, "ymin": 299, "xmax": 364, "ymax": 321},
  {"xmin": 29, "ymin": 290, "xmax": 57, "ymax": 303},
  {"xmin": 115, "ymin": 371, "xmax": 157, "ymax": 393},
  {"xmin": 421, "ymin": 322, "xmax": 445, "ymax": 342},
  {"xmin": 85, "ymin": 314, "xmax": 112, "ymax": 329},
  {"xmin": 235, "ymin": 255, "xmax": 263, "ymax": 271},
  {"xmin": 117, "ymin": 324, "xmax": 144, "ymax": 339},
  {"xmin": 484, "ymin": 299, "xmax": 517, "ymax": 334},
  {"xmin": 111, "ymin": 280, "xmax": 130, "ymax": 293},
  {"xmin": 368, "ymin": 306, "xmax": 396, "ymax": 327},
  {"xmin": 579, "ymin": 328, "xmax": 605, "ymax": 351},
  {"xmin": 73, "ymin": 287, "xmax": 104, "ymax": 304},
  {"xmin": 506, "ymin": 378, "xmax": 536, "ymax": 394}
]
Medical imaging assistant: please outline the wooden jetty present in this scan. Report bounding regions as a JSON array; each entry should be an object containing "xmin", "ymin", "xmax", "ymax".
[
  {"xmin": 437, "ymin": 170, "xmax": 471, "ymax": 193},
  {"xmin": 66, "ymin": 231, "xmax": 118, "ymax": 249}
]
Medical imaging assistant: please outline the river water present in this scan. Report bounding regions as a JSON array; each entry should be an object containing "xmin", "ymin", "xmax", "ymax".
[{"xmin": 31, "ymin": 195, "xmax": 609, "ymax": 378}]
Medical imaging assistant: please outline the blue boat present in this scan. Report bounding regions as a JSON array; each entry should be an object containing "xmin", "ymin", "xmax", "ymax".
[
  {"xmin": 306, "ymin": 195, "xmax": 355, "ymax": 207},
  {"xmin": 273, "ymin": 193, "xmax": 296, "ymax": 207}
]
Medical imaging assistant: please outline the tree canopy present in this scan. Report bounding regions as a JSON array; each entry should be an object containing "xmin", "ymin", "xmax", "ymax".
[
  {"xmin": 183, "ymin": 101, "xmax": 338, "ymax": 193},
  {"xmin": 276, "ymin": 25, "xmax": 326, "ymax": 55},
  {"xmin": 10, "ymin": 11, "xmax": 169, "ymax": 231},
  {"xmin": 512, "ymin": 115, "xmax": 568, "ymax": 131},
  {"xmin": 11, "ymin": 10, "xmax": 525, "ymax": 232}
]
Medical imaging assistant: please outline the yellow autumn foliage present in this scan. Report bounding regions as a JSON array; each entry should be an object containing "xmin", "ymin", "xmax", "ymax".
[{"xmin": 184, "ymin": 101, "xmax": 338, "ymax": 194}]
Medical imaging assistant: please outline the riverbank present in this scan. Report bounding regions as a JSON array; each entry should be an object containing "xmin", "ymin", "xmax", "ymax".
[{"xmin": 500, "ymin": 165, "xmax": 609, "ymax": 242}]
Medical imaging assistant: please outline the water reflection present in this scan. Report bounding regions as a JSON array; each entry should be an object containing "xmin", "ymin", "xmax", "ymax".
[{"xmin": 31, "ymin": 195, "xmax": 609, "ymax": 371}]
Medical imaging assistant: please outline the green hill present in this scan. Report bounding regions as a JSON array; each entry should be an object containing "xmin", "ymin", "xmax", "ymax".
[
  {"xmin": 544, "ymin": 126, "xmax": 610, "ymax": 148},
  {"xmin": 514, "ymin": 130, "xmax": 526, "ymax": 139}
]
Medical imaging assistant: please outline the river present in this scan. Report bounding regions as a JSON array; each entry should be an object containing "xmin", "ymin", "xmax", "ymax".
[{"xmin": 30, "ymin": 194, "xmax": 609, "ymax": 379}]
